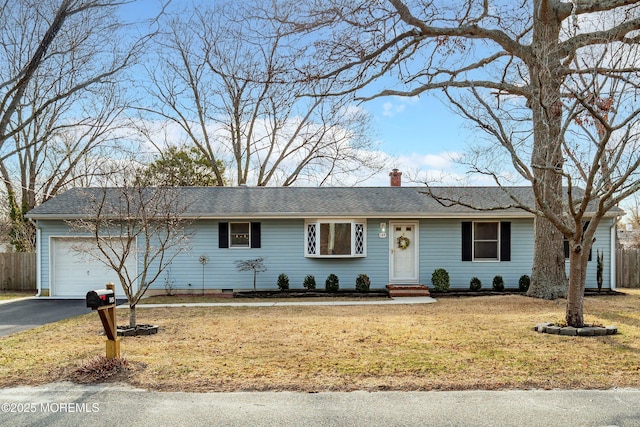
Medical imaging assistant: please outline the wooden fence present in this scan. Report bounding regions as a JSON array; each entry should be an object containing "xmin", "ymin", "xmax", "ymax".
[
  {"xmin": 0, "ymin": 252, "xmax": 36, "ymax": 291},
  {"xmin": 617, "ymin": 248, "xmax": 640, "ymax": 288}
]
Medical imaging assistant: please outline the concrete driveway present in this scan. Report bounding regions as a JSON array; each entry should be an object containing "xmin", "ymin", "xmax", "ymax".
[{"xmin": 0, "ymin": 299, "xmax": 92, "ymax": 337}]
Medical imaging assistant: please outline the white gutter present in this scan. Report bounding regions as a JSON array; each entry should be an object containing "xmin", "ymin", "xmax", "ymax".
[
  {"xmin": 29, "ymin": 219, "xmax": 42, "ymax": 297},
  {"xmin": 610, "ymin": 219, "xmax": 617, "ymax": 291}
]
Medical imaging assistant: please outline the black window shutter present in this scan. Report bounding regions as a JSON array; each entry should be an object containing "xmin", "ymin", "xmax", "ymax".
[
  {"xmin": 500, "ymin": 222, "xmax": 511, "ymax": 262},
  {"xmin": 251, "ymin": 222, "xmax": 261, "ymax": 248},
  {"xmin": 462, "ymin": 222, "xmax": 472, "ymax": 261},
  {"xmin": 219, "ymin": 222, "xmax": 229, "ymax": 248}
]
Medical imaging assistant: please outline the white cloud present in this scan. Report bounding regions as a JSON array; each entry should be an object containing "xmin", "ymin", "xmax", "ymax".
[
  {"xmin": 382, "ymin": 102, "xmax": 405, "ymax": 117},
  {"xmin": 381, "ymin": 96, "xmax": 419, "ymax": 117},
  {"xmin": 398, "ymin": 151, "xmax": 463, "ymax": 171}
]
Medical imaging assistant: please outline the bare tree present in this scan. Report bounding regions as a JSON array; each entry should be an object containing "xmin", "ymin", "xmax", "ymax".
[
  {"xmin": 140, "ymin": 0, "xmax": 385, "ymax": 187},
  {"xmin": 0, "ymin": 0, "xmax": 158, "ymax": 251},
  {"xmin": 67, "ymin": 182, "xmax": 193, "ymax": 328},
  {"xmin": 284, "ymin": 0, "xmax": 640, "ymax": 326},
  {"xmin": 235, "ymin": 258, "xmax": 267, "ymax": 292}
]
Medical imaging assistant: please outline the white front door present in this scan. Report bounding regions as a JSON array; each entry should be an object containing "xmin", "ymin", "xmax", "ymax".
[{"xmin": 390, "ymin": 222, "xmax": 419, "ymax": 283}]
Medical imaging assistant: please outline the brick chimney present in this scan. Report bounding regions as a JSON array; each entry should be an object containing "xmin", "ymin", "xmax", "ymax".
[{"xmin": 389, "ymin": 169, "xmax": 402, "ymax": 187}]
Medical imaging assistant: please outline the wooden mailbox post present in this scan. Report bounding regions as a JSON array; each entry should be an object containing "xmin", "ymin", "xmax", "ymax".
[{"xmin": 86, "ymin": 282, "xmax": 120, "ymax": 359}]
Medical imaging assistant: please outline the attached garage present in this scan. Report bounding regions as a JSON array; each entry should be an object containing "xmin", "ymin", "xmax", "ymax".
[{"xmin": 49, "ymin": 237, "xmax": 136, "ymax": 298}]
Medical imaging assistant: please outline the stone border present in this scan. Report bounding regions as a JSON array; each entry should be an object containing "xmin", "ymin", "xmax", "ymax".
[
  {"xmin": 534, "ymin": 322, "xmax": 618, "ymax": 336},
  {"xmin": 117, "ymin": 324, "xmax": 159, "ymax": 337}
]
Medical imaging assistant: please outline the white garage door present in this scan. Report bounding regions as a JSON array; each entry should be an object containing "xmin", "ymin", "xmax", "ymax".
[{"xmin": 51, "ymin": 237, "xmax": 137, "ymax": 298}]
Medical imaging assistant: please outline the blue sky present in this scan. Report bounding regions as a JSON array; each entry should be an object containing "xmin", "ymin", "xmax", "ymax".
[
  {"xmin": 121, "ymin": 0, "xmax": 478, "ymax": 188},
  {"xmin": 364, "ymin": 94, "xmax": 472, "ymax": 186}
]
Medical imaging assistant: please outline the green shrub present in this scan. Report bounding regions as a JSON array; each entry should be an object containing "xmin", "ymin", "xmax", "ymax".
[
  {"xmin": 303, "ymin": 274, "xmax": 316, "ymax": 290},
  {"xmin": 277, "ymin": 273, "xmax": 289, "ymax": 290},
  {"xmin": 325, "ymin": 274, "xmax": 339, "ymax": 292},
  {"xmin": 355, "ymin": 274, "xmax": 371, "ymax": 293},
  {"xmin": 518, "ymin": 274, "xmax": 530, "ymax": 292},
  {"xmin": 431, "ymin": 268, "xmax": 450, "ymax": 292},
  {"xmin": 469, "ymin": 277, "xmax": 482, "ymax": 291},
  {"xmin": 492, "ymin": 275, "xmax": 505, "ymax": 292}
]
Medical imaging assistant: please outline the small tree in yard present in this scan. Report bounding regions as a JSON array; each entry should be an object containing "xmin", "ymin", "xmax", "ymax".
[
  {"xmin": 235, "ymin": 258, "xmax": 267, "ymax": 291},
  {"xmin": 67, "ymin": 185, "xmax": 192, "ymax": 328}
]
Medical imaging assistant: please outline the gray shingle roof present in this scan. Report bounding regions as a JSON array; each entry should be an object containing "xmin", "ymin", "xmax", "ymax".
[{"xmin": 25, "ymin": 186, "xmax": 624, "ymax": 219}]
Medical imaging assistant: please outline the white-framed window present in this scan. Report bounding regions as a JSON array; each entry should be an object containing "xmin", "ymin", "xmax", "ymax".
[
  {"xmin": 305, "ymin": 220, "xmax": 366, "ymax": 257},
  {"xmin": 230, "ymin": 222, "xmax": 250, "ymax": 248},
  {"xmin": 473, "ymin": 221, "xmax": 499, "ymax": 261}
]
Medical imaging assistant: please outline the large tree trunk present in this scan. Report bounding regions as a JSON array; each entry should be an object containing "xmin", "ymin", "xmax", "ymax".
[
  {"xmin": 527, "ymin": 0, "xmax": 567, "ymax": 299},
  {"xmin": 529, "ymin": 216, "xmax": 567, "ymax": 299}
]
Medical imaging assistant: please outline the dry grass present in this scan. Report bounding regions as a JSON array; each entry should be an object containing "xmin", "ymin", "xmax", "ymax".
[
  {"xmin": 140, "ymin": 294, "xmax": 389, "ymax": 304},
  {"xmin": 1, "ymin": 290, "xmax": 640, "ymax": 392},
  {"xmin": 0, "ymin": 291, "xmax": 35, "ymax": 301}
]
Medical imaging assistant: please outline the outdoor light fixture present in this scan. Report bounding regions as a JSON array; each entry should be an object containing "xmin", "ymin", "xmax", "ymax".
[{"xmin": 379, "ymin": 222, "xmax": 387, "ymax": 238}]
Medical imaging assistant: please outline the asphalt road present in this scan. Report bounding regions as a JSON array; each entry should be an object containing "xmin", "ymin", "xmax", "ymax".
[
  {"xmin": 0, "ymin": 382, "xmax": 639, "ymax": 426},
  {"xmin": 0, "ymin": 299, "xmax": 92, "ymax": 337}
]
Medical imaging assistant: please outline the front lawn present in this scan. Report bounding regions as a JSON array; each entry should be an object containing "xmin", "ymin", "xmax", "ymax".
[
  {"xmin": 1, "ymin": 290, "xmax": 639, "ymax": 391},
  {"xmin": 0, "ymin": 291, "xmax": 35, "ymax": 301}
]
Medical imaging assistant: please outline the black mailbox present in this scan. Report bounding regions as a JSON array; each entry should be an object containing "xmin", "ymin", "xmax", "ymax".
[{"xmin": 86, "ymin": 289, "xmax": 115, "ymax": 309}]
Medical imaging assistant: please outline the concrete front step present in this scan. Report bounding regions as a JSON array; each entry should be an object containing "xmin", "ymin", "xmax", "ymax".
[{"xmin": 386, "ymin": 284, "xmax": 430, "ymax": 297}]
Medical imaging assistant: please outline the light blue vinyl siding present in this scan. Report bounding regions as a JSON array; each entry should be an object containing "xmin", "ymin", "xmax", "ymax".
[
  {"xmin": 162, "ymin": 219, "xmax": 390, "ymax": 291},
  {"xmin": 36, "ymin": 216, "xmax": 615, "ymax": 294},
  {"xmin": 419, "ymin": 218, "xmax": 533, "ymax": 288}
]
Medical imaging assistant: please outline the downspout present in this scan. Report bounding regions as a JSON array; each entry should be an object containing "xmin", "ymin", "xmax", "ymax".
[{"xmin": 29, "ymin": 218, "xmax": 42, "ymax": 297}]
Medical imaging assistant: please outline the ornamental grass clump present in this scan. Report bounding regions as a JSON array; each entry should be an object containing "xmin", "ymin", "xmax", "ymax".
[
  {"xmin": 325, "ymin": 274, "xmax": 339, "ymax": 292},
  {"xmin": 469, "ymin": 277, "xmax": 482, "ymax": 291},
  {"xmin": 431, "ymin": 268, "xmax": 450, "ymax": 292},
  {"xmin": 303, "ymin": 274, "xmax": 316, "ymax": 290},
  {"xmin": 355, "ymin": 274, "xmax": 371, "ymax": 293}
]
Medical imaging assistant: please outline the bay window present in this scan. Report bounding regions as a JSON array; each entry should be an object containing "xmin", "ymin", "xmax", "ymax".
[{"xmin": 306, "ymin": 220, "xmax": 366, "ymax": 257}]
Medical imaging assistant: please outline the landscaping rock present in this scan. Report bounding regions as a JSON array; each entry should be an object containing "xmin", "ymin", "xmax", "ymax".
[
  {"xmin": 559, "ymin": 327, "xmax": 577, "ymax": 336},
  {"xmin": 535, "ymin": 323, "xmax": 617, "ymax": 337},
  {"xmin": 545, "ymin": 326, "xmax": 561, "ymax": 335},
  {"xmin": 577, "ymin": 328, "xmax": 595, "ymax": 337},
  {"xmin": 535, "ymin": 322, "xmax": 553, "ymax": 332},
  {"xmin": 117, "ymin": 324, "xmax": 159, "ymax": 337},
  {"xmin": 592, "ymin": 327, "xmax": 608, "ymax": 336}
]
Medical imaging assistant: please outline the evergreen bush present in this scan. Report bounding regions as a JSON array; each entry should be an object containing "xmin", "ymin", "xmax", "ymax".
[
  {"xmin": 431, "ymin": 268, "xmax": 450, "ymax": 292},
  {"xmin": 518, "ymin": 274, "xmax": 530, "ymax": 292},
  {"xmin": 325, "ymin": 274, "xmax": 339, "ymax": 292},
  {"xmin": 277, "ymin": 273, "xmax": 289, "ymax": 290},
  {"xmin": 303, "ymin": 274, "xmax": 316, "ymax": 290},
  {"xmin": 355, "ymin": 274, "xmax": 371, "ymax": 293}
]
